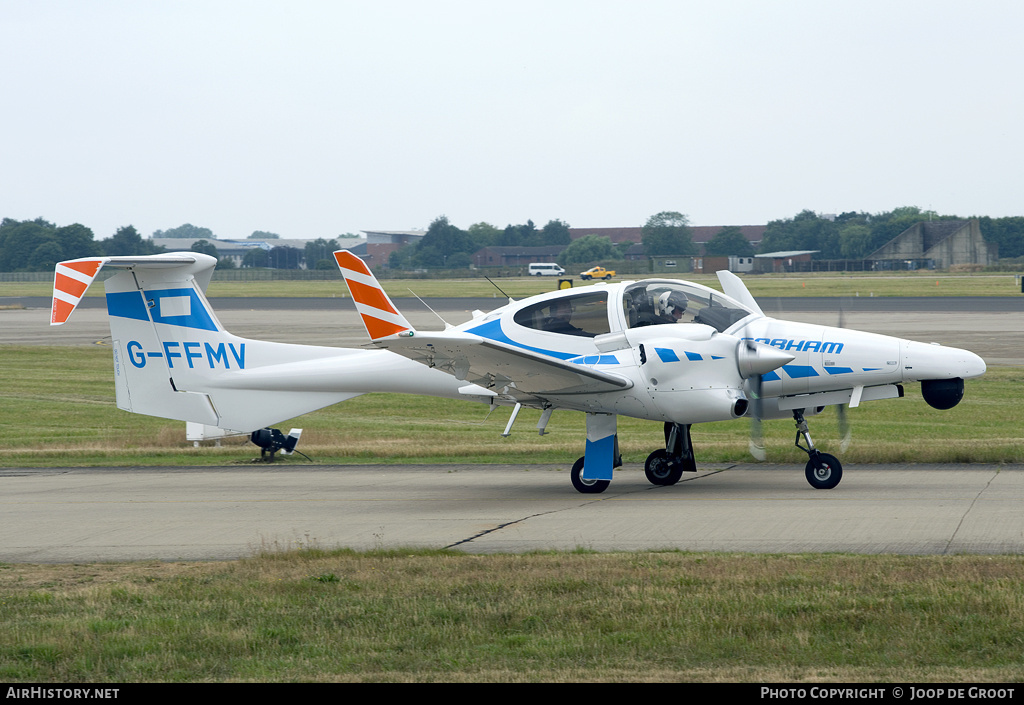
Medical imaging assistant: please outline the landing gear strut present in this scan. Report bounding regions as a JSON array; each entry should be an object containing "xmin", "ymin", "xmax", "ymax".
[
  {"xmin": 793, "ymin": 410, "xmax": 843, "ymax": 489},
  {"xmin": 644, "ymin": 423, "xmax": 697, "ymax": 486}
]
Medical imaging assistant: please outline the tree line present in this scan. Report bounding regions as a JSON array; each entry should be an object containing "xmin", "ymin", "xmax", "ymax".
[{"xmin": 4, "ymin": 206, "xmax": 1024, "ymax": 273}]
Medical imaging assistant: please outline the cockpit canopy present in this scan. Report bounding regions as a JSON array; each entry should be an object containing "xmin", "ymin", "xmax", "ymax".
[
  {"xmin": 621, "ymin": 280, "xmax": 754, "ymax": 333},
  {"xmin": 510, "ymin": 280, "xmax": 757, "ymax": 339}
]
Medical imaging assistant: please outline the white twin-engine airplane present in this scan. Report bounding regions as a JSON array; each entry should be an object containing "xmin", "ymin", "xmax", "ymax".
[{"xmin": 51, "ymin": 251, "xmax": 985, "ymax": 493}]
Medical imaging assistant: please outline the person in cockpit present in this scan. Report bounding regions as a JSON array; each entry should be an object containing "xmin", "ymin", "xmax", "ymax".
[
  {"xmin": 634, "ymin": 290, "xmax": 688, "ymax": 326},
  {"xmin": 657, "ymin": 290, "xmax": 688, "ymax": 323},
  {"xmin": 542, "ymin": 299, "xmax": 587, "ymax": 336}
]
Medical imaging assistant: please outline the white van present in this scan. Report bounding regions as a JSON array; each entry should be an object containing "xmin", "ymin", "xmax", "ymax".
[{"xmin": 528, "ymin": 262, "xmax": 565, "ymax": 276}]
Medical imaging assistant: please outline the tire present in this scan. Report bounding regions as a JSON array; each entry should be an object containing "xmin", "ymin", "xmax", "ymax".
[
  {"xmin": 805, "ymin": 453, "xmax": 843, "ymax": 490},
  {"xmin": 644, "ymin": 449, "xmax": 684, "ymax": 486},
  {"xmin": 570, "ymin": 456, "xmax": 610, "ymax": 494}
]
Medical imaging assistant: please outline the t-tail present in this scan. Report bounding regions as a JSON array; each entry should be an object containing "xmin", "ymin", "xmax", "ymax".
[{"xmin": 51, "ymin": 253, "xmax": 491, "ymax": 434}]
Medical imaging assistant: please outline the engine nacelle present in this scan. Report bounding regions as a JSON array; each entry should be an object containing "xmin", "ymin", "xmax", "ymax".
[
  {"xmin": 921, "ymin": 378, "xmax": 964, "ymax": 410},
  {"xmin": 654, "ymin": 387, "xmax": 749, "ymax": 425}
]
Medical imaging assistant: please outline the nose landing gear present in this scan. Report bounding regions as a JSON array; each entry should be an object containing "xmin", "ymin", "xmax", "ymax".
[{"xmin": 793, "ymin": 409, "xmax": 843, "ymax": 489}]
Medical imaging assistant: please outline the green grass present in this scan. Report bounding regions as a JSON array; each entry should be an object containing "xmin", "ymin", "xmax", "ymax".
[
  {"xmin": 0, "ymin": 550, "xmax": 1021, "ymax": 682},
  {"xmin": 2, "ymin": 270, "xmax": 1022, "ymax": 299},
  {"xmin": 0, "ymin": 346, "xmax": 1021, "ymax": 467}
]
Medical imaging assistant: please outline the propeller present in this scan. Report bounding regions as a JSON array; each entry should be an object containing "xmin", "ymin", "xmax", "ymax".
[
  {"xmin": 736, "ymin": 340, "xmax": 794, "ymax": 462},
  {"xmin": 836, "ymin": 299, "xmax": 852, "ymax": 453}
]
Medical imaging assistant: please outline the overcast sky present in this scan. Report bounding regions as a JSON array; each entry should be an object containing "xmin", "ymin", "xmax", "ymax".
[{"xmin": 3, "ymin": 0, "xmax": 1022, "ymax": 241}]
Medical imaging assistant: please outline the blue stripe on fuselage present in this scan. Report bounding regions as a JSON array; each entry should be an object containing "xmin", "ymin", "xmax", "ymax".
[{"xmin": 466, "ymin": 319, "xmax": 577, "ymax": 360}]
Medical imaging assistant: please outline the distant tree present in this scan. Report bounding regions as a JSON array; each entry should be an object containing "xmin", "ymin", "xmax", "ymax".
[
  {"xmin": 248, "ymin": 231, "xmax": 280, "ymax": 240},
  {"xmin": 153, "ymin": 223, "xmax": 216, "ymax": 240},
  {"xmin": 29, "ymin": 240, "xmax": 65, "ymax": 271},
  {"xmin": 414, "ymin": 216, "xmax": 475, "ymax": 268},
  {"xmin": 54, "ymin": 223, "xmax": 97, "ymax": 260},
  {"xmin": 839, "ymin": 224, "xmax": 873, "ymax": 259},
  {"xmin": 242, "ymin": 248, "xmax": 268, "ymax": 268},
  {"xmin": 267, "ymin": 246, "xmax": 302, "ymax": 269},
  {"xmin": 558, "ymin": 235, "xmax": 614, "ymax": 265},
  {"xmin": 540, "ymin": 219, "xmax": 571, "ymax": 246},
  {"xmin": 498, "ymin": 220, "xmax": 537, "ymax": 247},
  {"xmin": 303, "ymin": 238, "xmax": 340, "ymax": 268},
  {"xmin": 0, "ymin": 219, "xmax": 99, "ymax": 271},
  {"xmin": 190, "ymin": 239, "xmax": 220, "ymax": 259},
  {"xmin": 0, "ymin": 220, "xmax": 56, "ymax": 271},
  {"xmin": 758, "ymin": 210, "xmax": 841, "ymax": 259},
  {"xmin": 102, "ymin": 226, "xmax": 163, "ymax": 256},
  {"xmin": 641, "ymin": 211, "xmax": 694, "ymax": 256},
  {"xmin": 703, "ymin": 226, "xmax": 754, "ymax": 257},
  {"xmin": 467, "ymin": 222, "xmax": 501, "ymax": 249},
  {"xmin": 978, "ymin": 216, "xmax": 1024, "ymax": 259}
]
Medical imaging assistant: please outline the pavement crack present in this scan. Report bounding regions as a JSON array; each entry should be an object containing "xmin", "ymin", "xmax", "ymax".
[
  {"xmin": 444, "ymin": 467, "xmax": 735, "ymax": 549},
  {"xmin": 444, "ymin": 508, "xmax": 568, "ymax": 549},
  {"xmin": 943, "ymin": 466, "xmax": 999, "ymax": 554}
]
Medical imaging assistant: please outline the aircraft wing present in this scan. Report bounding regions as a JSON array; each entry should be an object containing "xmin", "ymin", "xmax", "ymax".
[{"xmin": 373, "ymin": 330, "xmax": 633, "ymax": 402}]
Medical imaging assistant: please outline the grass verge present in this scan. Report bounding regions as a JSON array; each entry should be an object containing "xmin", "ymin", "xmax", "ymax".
[{"xmin": 1, "ymin": 550, "xmax": 1022, "ymax": 682}]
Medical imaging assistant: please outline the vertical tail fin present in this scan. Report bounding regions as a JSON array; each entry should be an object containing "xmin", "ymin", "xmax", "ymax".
[{"xmin": 334, "ymin": 250, "xmax": 413, "ymax": 340}]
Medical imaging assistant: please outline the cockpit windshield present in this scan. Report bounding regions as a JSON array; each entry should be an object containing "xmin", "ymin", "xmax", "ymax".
[{"xmin": 622, "ymin": 281, "xmax": 753, "ymax": 333}]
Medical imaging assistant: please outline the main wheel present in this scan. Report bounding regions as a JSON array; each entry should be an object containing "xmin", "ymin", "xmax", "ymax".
[
  {"xmin": 805, "ymin": 452, "xmax": 843, "ymax": 490},
  {"xmin": 570, "ymin": 456, "xmax": 610, "ymax": 494},
  {"xmin": 645, "ymin": 449, "xmax": 684, "ymax": 486}
]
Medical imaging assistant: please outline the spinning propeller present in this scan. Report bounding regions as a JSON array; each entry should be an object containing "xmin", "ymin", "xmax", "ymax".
[{"xmin": 736, "ymin": 339, "xmax": 794, "ymax": 461}]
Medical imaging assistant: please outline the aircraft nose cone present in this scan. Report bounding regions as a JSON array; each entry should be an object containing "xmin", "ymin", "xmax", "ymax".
[
  {"xmin": 963, "ymin": 349, "xmax": 987, "ymax": 378},
  {"xmin": 903, "ymin": 340, "xmax": 987, "ymax": 380},
  {"xmin": 737, "ymin": 341, "xmax": 795, "ymax": 379}
]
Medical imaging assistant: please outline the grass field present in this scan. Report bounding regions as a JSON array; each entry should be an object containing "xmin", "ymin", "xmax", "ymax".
[
  {"xmin": 2, "ymin": 550, "xmax": 1023, "ymax": 682},
  {"xmin": 2, "ymin": 270, "xmax": 1023, "ymax": 300}
]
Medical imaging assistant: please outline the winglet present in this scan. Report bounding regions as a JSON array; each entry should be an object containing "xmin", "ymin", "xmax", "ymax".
[
  {"xmin": 334, "ymin": 250, "xmax": 413, "ymax": 340},
  {"xmin": 51, "ymin": 257, "xmax": 108, "ymax": 325}
]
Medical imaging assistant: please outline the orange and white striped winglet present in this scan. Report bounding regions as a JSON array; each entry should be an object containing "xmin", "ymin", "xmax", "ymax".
[
  {"xmin": 333, "ymin": 250, "xmax": 413, "ymax": 340},
  {"xmin": 51, "ymin": 257, "xmax": 107, "ymax": 325}
]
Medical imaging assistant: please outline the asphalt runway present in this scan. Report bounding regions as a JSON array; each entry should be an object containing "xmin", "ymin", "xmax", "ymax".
[
  {"xmin": 2, "ymin": 294, "xmax": 1021, "ymax": 562},
  {"xmin": 2, "ymin": 463, "xmax": 1023, "ymax": 562}
]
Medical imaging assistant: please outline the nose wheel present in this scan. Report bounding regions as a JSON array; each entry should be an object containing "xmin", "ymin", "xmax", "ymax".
[{"xmin": 794, "ymin": 410, "xmax": 843, "ymax": 489}]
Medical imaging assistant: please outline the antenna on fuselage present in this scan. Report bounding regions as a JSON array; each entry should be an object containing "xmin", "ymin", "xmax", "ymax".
[
  {"xmin": 484, "ymin": 276, "xmax": 513, "ymax": 301},
  {"xmin": 407, "ymin": 289, "xmax": 452, "ymax": 329}
]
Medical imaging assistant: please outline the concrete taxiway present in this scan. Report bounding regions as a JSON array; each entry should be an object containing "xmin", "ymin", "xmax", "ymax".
[{"xmin": 2, "ymin": 463, "xmax": 1022, "ymax": 562}]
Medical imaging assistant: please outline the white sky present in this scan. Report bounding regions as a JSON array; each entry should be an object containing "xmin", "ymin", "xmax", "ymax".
[{"xmin": 3, "ymin": 0, "xmax": 1023, "ymax": 240}]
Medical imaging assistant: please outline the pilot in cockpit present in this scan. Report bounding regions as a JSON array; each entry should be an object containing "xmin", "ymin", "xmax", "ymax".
[
  {"xmin": 657, "ymin": 290, "xmax": 688, "ymax": 323},
  {"xmin": 542, "ymin": 299, "xmax": 587, "ymax": 336}
]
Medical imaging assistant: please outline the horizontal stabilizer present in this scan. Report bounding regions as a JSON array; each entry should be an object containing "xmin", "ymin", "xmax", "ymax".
[{"xmin": 51, "ymin": 253, "xmax": 214, "ymax": 325}]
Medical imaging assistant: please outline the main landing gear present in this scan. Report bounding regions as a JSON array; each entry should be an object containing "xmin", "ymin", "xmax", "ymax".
[
  {"xmin": 570, "ymin": 436, "xmax": 621, "ymax": 494},
  {"xmin": 793, "ymin": 409, "xmax": 843, "ymax": 489},
  {"xmin": 644, "ymin": 423, "xmax": 697, "ymax": 487}
]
